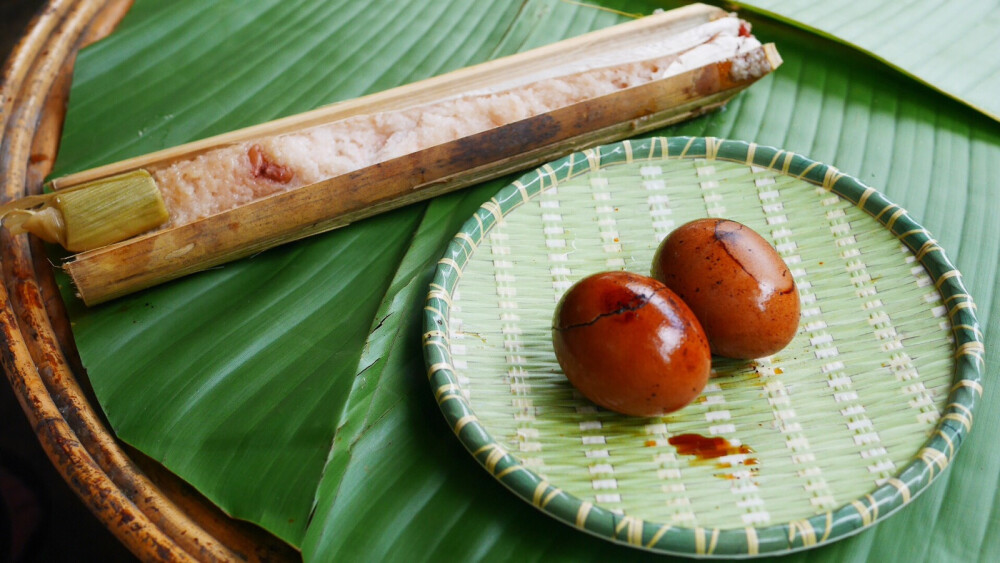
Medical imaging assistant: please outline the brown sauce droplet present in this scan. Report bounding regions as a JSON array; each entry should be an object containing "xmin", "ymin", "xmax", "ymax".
[
  {"xmin": 668, "ymin": 433, "xmax": 750, "ymax": 459},
  {"xmin": 666, "ymin": 433, "xmax": 761, "ymax": 479}
]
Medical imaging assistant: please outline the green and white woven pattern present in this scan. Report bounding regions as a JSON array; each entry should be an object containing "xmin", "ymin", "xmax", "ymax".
[{"xmin": 423, "ymin": 137, "xmax": 983, "ymax": 557}]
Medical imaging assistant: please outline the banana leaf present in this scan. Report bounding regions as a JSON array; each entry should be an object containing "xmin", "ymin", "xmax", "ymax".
[
  {"xmin": 52, "ymin": 0, "xmax": 999, "ymax": 560},
  {"xmin": 732, "ymin": 0, "xmax": 1000, "ymax": 121}
]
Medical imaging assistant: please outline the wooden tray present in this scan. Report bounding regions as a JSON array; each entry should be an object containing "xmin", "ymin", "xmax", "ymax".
[{"xmin": 0, "ymin": 1, "xmax": 297, "ymax": 560}]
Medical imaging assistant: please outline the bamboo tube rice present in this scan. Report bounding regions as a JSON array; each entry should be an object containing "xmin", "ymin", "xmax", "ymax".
[
  {"xmin": 40, "ymin": 4, "xmax": 782, "ymax": 304},
  {"xmin": 153, "ymin": 14, "xmax": 765, "ymax": 227}
]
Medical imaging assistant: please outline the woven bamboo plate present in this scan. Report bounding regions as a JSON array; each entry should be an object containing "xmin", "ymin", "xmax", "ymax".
[{"xmin": 423, "ymin": 136, "xmax": 984, "ymax": 557}]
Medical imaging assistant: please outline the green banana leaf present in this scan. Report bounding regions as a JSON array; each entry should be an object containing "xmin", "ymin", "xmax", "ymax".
[
  {"xmin": 733, "ymin": 0, "xmax": 1000, "ymax": 121},
  {"xmin": 52, "ymin": 0, "xmax": 999, "ymax": 560}
]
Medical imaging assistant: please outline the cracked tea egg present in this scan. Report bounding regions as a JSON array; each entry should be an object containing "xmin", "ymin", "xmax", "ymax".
[
  {"xmin": 652, "ymin": 218, "xmax": 800, "ymax": 359},
  {"xmin": 552, "ymin": 271, "xmax": 712, "ymax": 416}
]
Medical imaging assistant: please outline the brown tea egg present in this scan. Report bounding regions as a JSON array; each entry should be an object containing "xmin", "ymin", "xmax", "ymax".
[
  {"xmin": 551, "ymin": 271, "xmax": 712, "ymax": 416},
  {"xmin": 652, "ymin": 218, "xmax": 800, "ymax": 359}
]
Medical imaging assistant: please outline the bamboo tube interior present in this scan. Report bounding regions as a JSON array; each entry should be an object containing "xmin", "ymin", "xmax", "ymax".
[{"xmin": 49, "ymin": 3, "xmax": 730, "ymax": 190}]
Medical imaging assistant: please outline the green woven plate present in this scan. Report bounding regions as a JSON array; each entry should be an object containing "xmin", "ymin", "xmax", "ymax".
[{"xmin": 422, "ymin": 137, "xmax": 983, "ymax": 557}]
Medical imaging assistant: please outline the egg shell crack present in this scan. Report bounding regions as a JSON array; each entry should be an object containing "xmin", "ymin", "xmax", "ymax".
[{"xmin": 552, "ymin": 286, "xmax": 677, "ymax": 331}]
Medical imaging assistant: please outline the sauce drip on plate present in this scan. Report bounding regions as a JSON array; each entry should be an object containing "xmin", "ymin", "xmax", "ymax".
[
  {"xmin": 668, "ymin": 433, "xmax": 752, "ymax": 460},
  {"xmin": 668, "ymin": 433, "xmax": 759, "ymax": 479}
]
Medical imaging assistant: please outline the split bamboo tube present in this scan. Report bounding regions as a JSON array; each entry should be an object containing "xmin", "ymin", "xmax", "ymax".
[{"xmin": 47, "ymin": 3, "xmax": 781, "ymax": 304}]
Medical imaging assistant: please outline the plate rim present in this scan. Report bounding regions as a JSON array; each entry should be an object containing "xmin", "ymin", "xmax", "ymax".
[{"xmin": 422, "ymin": 136, "xmax": 984, "ymax": 557}]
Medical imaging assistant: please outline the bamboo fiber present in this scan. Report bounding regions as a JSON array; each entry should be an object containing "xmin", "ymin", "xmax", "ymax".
[{"xmin": 423, "ymin": 137, "xmax": 983, "ymax": 557}]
